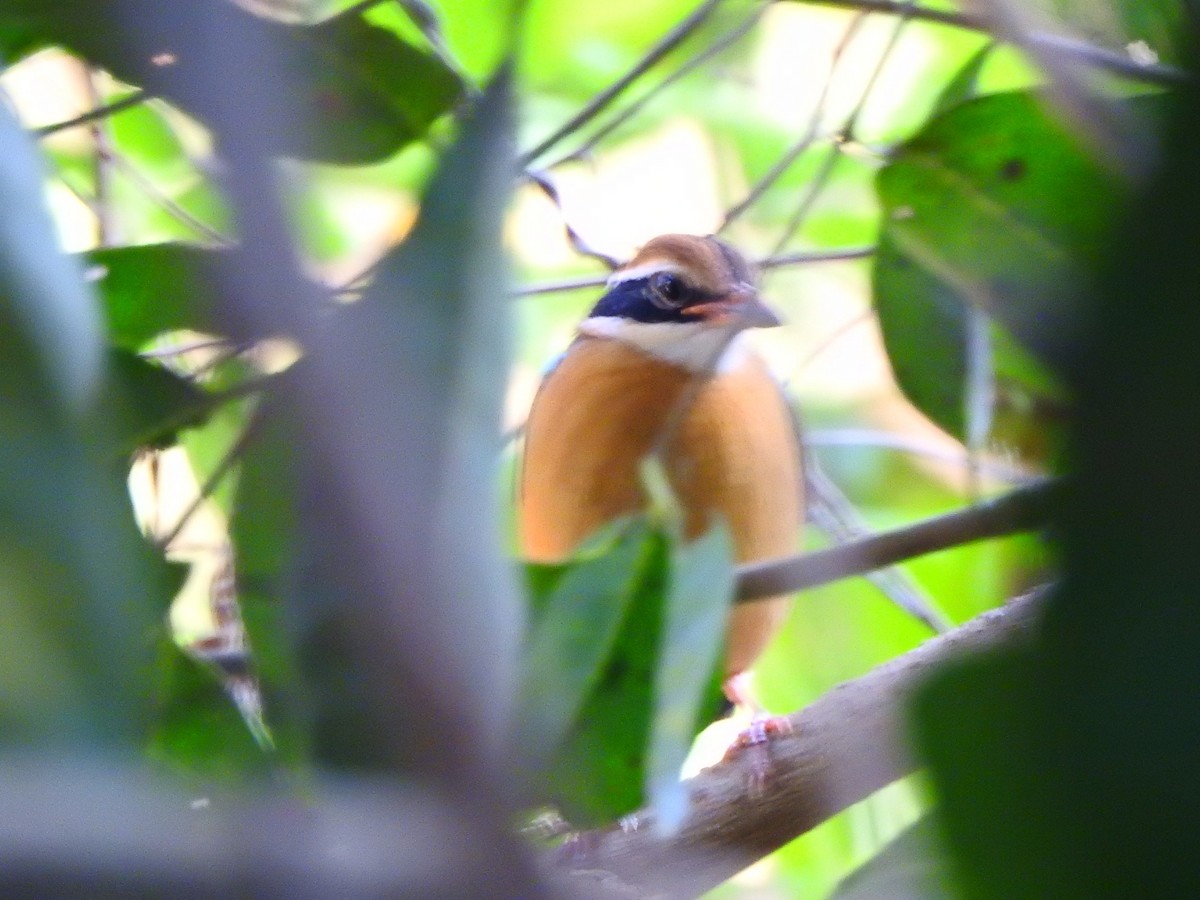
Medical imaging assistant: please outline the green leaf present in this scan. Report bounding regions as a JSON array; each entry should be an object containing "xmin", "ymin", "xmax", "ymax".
[
  {"xmin": 872, "ymin": 91, "xmax": 1154, "ymax": 443},
  {"xmin": 88, "ymin": 243, "xmax": 227, "ymax": 349},
  {"xmin": 147, "ymin": 639, "xmax": 273, "ymax": 780},
  {"xmin": 828, "ymin": 813, "xmax": 957, "ymax": 900},
  {"xmin": 876, "ymin": 90, "xmax": 1120, "ymax": 370},
  {"xmin": 528, "ymin": 519, "xmax": 729, "ymax": 827},
  {"xmin": 647, "ymin": 521, "xmax": 733, "ymax": 831},
  {"xmin": 7, "ymin": 2, "xmax": 464, "ymax": 164},
  {"xmin": 517, "ymin": 523, "xmax": 655, "ymax": 774},
  {"xmin": 103, "ymin": 348, "xmax": 217, "ymax": 454},
  {"xmin": 537, "ymin": 528, "xmax": 672, "ymax": 825}
]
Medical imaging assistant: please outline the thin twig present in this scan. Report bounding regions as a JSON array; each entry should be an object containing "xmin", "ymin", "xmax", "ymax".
[
  {"xmin": 34, "ymin": 90, "xmax": 149, "ymax": 138},
  {"xmin": 735, "ymin": 477, "xmax": 1060, "ymax": 601},
  {"xmin": 155, "ymin": 408, "xmax": 263, "ymax": 551},
  {"xmin": 513, "ymin": 272, "xmax": 610, "ymax": 297},
  {"xmin": 793, "ymin": 0, "xmax": 1186, "ymax": 86},
  {"xmin": 805, "ymin": 427, "xmax": 1037, "ymax": 483},
  {"xmin": 546, "ymin": 587, "xmax": 1048, "ymax": 898},
  {"xmin": 963, "ymin": 305, "xmax": 995, "ymax": 499},
  {"xmin": 759, "ymin": 243, "xmax": 876, "ymax": 269},
  {"xmin": 805, "ymin": 457, "xmax": 952, "ymax": 631},
  {"xmin": 769, "ymin": 141, "xmax": 844, "ymax": 254},
  {"xmin": 514, "ymin": 246, "xmax": 874, "ymax": 298},
  {"xmin": 523, "ymin": 169, "xmax": 621, "ymax": 269},
  {"xmin": 720, "ymin": 11, "xmax": 868, "ymax": 230},
  {"xmin": 518, "ymin": 0, "xmax": 725, "ymax": 167},
  {"xmin": 769, "ymin": 1, "xmax": 912, "ymax": 255},
  {"xmin": 106, "ymin": 148, "xmax": 232, "ymax": 245},
  {"xmin": 545, "ymin": 1, "xmax": 771, "ymax": 169},
  {"xmin": 85, "ymin": 68, "xmax": 117, "ymax": 246}
]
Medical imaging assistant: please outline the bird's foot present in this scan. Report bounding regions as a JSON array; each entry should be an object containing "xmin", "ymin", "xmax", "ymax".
[
  {"xmin": 722, "ymin": 713, "xmax": 791, "ymax": 795},
  {"xmin": 720, "ymin": 672, "xmax": 791, "ymax": 795}
]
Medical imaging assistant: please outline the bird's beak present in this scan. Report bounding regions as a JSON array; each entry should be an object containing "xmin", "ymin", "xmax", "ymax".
[{"xmin": 683, "ymin": 284, "xmax": 781, "ymax": 328}]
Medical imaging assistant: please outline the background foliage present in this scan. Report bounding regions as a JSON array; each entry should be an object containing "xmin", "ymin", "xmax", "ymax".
[{"xmin": 0, "ymin": 0, "xmax": 1189, "ymax": 896}]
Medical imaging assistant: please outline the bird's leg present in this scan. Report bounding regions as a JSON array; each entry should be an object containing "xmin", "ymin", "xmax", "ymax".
[{"xmin": 720, "ymin": 672, "xmax": 791, "ymax": 794}]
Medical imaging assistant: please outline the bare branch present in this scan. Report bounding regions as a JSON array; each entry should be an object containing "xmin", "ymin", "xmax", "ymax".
[
  {"xmin": 155, "ymin": 408, "xmax": 263, "ymax": 552},
  {"xmin": 105, "ymin": 148, "xmax": 232, "ymax": 245},
  {"xmin": 544, "ymin": 1, "xmax": 771, "ymax": 169},
  {"xmin": 84, "ymin": 68, "xmax": 118, "ymax": 245},
  {"xmin": 736, "ymin": 477, "xmax": 1060, "ymax": 602},
  {"xmin": 34, "ymin": 90, "xmax": 149, "ymax": 138},
  {"xmin": 513, "ymin": 246, "xmax": 874, "ymax": 299},
  {"xmin": 758, "ymin": 244, "xmax": 875, "ymax": 270},
  {"xmin": 793, "ymin": 0, "xmax": 1186, "ymax": 86},
  {"xmin": 720, "ymin": 12, "xmax": 867, "ymax": 231},
  {"xmin": 546, "ymin": 587, "xmax": 1048, "ymax": 898},
  {"xmin": 805, "ymin": 459, "xmax": 952, "ymax": 631},
  {"xmin": 523, "ymin": 169, "xmax": 621, "ymax": 269},
  {"xmin": 518, "ymin": 0, "xmax": 724, "ymax": 167},
  {"xmin": 805, "ymin": 427, "xmax": 1037, "ymax": 483}
]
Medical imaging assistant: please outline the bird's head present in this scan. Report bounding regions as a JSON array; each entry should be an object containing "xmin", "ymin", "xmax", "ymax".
[{"xmin": 578, "ymin": 234, "xmax": 781, "ymax": 371}]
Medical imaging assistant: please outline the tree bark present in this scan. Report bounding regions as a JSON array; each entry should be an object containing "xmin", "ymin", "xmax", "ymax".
[{"xmin": 546, "ymin": 587, "xmax": 1047, "ymax": 899}]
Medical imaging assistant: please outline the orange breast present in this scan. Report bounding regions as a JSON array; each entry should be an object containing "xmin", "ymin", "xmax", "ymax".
[{"xmin": 519, "ymin": 337, "xmax": 803, "ymax": 675}]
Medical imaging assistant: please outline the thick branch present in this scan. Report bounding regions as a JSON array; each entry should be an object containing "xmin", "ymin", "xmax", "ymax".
[
  {"xmin": 546, "ymin": 587, "xmax": 1047, "ymax": 898},
  {"xmin": 736, "ymin": 478, "xmax": 1060, "ymax": 602}
]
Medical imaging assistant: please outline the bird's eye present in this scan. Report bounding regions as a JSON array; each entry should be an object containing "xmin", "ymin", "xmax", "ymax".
[{"xmin": 648, "ymin": 271, "xmax": 686, "ymax": 309}]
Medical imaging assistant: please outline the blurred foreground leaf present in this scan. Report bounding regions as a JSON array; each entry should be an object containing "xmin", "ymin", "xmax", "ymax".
[
  {"xmin": 5, "ymin": 1, "xmax": 463, "ymax": 163},
  {"xmin": 912, "ymin": 69, "xmax": 1200, "ymax": 898},
  {"xmin": 227, "ymin": 71, "xmax": 516, "ymax": 772},
  {"xmin": 648, "ymin": 521, "xmax": 733, "ymax": 831},
  {"xmin": 0, "ymin": 97, "xmax": 175, "ymax": 746},
  {"xmin": 872, "ymin": 91, "xmax": 1159, "ymax": 449},
  {"xmin": 522, "ymin": 519, "xmax": 728, "ymax": 827}
]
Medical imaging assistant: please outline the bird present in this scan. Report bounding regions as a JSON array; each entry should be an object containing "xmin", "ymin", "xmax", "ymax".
[{"xmin": 518, "ymin": 233, "xmax": 803, "ymax": 717}]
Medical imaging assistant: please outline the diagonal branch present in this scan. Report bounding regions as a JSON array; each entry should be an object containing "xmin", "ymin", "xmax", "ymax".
[
  {"xmin": 546, "ymin": 586, "xmax": 1048, "ymax": 898},
  {"xmin": 736, "ymin": 477, "xmax": 1060, "ymax": 602},
  {"xmin": 514, "ymin": 245, "xmax": 875, "ymax": 298},
  {"xmin": 34, "ymin": 90, "xmax": 149, "ymax": 138},
  {"xmin": 518, "ymin": 0, "xmax": 724, "ymax": 167},
  {"xmin": 544, "ymin": 1, "xmax": 771, "ymax": 170}
]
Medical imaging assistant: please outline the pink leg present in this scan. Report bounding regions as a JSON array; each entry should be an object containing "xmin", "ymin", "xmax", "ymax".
[{"xmin": 720, "ymin": 673, "xmax": 792, "ymax": 794}]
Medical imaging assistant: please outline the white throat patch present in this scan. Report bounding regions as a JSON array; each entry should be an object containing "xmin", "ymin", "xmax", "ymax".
[{"xmin": 578, "ymin": 316, "xmax": 751, "ymax": 373}]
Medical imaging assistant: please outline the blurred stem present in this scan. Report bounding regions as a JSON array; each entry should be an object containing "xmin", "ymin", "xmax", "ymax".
[
  {"xmin": 735, "ymin": 477, "xmax": 1061, "ymax": 602},
  {"xmin": 84, "ymin": 67, "xmax": 117, "ymax": 246},
  {"xmin": 793, "ymin": 0, "xmax": 1185, "ymax": 86},
  {"xmin": 547, "ymin": 587, "xmax": 1047, "ymax": 897}
]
